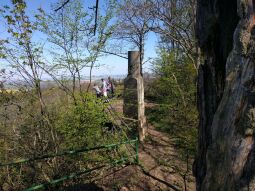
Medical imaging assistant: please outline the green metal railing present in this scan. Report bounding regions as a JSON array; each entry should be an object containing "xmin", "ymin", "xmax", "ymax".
[
  {"xmin": 25, "ymin": 157, "xmax": 132, "ymax": 191},
  {"xmin": 0, "ymin": 138, "xmax": 139, "ymax": 191},
  {"xmin": 25, "ymin": 165, "xmax": 106, "ymax": 191},
  {"xmin": 0, "ymin": 138, "xmax": 138, "ymax": 167}
]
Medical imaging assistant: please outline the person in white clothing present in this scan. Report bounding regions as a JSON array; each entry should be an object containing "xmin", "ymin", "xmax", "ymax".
[{"xmin": 101, "ymin": 78, "xmax": 107, "ymax": 97}]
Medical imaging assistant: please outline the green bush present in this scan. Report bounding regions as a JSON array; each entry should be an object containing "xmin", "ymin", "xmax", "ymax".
[
  {"xmin": 146, "ymin": 50, "xmax": 198, "ymax": 156},
  {"xmin": 0, "ymin": 90, "xmax": 130, "ymax": 190},
  {"xmin": 55, "ymin": 94, "xmax": 111, "ymax": 149}
]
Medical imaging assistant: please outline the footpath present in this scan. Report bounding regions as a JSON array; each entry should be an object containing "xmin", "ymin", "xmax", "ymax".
[{"xmin": 98, "ymin": 100, "xmax": 195, "ymax": 191}]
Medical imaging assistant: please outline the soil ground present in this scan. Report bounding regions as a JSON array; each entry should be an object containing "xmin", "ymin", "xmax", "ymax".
[{"xmin": 98, "ymin": 100, "xmax": 196, "ymax": 191}]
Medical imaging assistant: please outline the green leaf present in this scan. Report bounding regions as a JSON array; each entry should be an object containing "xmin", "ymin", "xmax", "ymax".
[
  {"xmin": 0, "ymin": 53, "xmax": 6, "ymax": 59},
  {"xmin": 13, "ymin": 32, "xmax": 19, "ymax": 38}
]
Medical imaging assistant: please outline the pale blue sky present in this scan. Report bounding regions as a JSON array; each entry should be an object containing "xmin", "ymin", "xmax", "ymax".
[{"xmin": 0, "ymin": 0, "xmax": 158, "ymax": 77}]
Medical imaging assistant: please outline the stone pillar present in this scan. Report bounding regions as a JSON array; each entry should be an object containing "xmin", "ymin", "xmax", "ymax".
[{"xmin": 123, "ymin": 51, "xmax": 146, "ymax": 141}]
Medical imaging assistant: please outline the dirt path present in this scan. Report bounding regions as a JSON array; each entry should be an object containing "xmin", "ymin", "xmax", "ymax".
[
  {"xmin": 98, "ymin": 100, "xmax": 196, "ymax": 191},
  {"xmin": 98, "ymin": 126, "xmax": 195, "ymax": 191}
]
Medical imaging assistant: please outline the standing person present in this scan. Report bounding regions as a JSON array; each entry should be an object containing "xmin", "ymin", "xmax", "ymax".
[
  {"xmin": 107, "ymin": 76, "xmax": 115, "ymax": 96},
  {"xmin": 93, "ymin": 83, "xmax": 101, "ymax": 98},
  {"xmin": 101, "ymin": 78, "xmax": 107, "ymax": 97}
]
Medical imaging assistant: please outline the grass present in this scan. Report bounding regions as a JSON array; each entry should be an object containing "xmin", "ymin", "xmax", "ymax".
[{"xmin": 0, "ymin": 89, "xmax": 19, "ymax": 93}]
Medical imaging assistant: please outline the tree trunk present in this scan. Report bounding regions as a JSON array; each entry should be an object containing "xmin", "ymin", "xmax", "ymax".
[
  {"xmin": 194, "ymin": 0, "xmax": 255, "ymax": 190},
  {"xmin": 139, "ymin": 34, "xmax": 144, "ymax": 75}
]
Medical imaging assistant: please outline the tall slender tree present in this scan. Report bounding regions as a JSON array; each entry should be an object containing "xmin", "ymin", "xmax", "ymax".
[
  {"xmin": 148, "ymin": 0, "xmax": 197, "ymax": 69},
  {"xmin": 1, "ymin": 0, "xmax": 46, "ymax": 114},
  {"xmin": 114, "ymin": 0, "xmax": 154, "ymax": 74},
  {"xmin": 38, "ymin": 0, "xmax": 115, "ymax": 100}
]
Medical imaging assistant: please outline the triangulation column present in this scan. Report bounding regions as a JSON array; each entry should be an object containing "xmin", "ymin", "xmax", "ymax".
[{"xmin": 123, "ymin": 51, "xmax": 146, "ymax": 141}]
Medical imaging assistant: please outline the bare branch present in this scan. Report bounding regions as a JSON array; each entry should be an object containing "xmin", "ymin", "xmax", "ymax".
[
  {"xmin": 93, "ymin": 0, "xmax": 99, "ymax": 35},
  {"xmin": 54, "ymin": 0, "xmax": 70, "ymax": 12},
  {"xmin": 100, "ymin": 50, "xmax": 128, "ymax": 59}
]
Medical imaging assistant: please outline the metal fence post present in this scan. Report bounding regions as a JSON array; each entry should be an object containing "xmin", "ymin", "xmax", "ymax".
[{"xmin": 135, "ymin": 138, "xmax": 139, "ymax": 164}]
